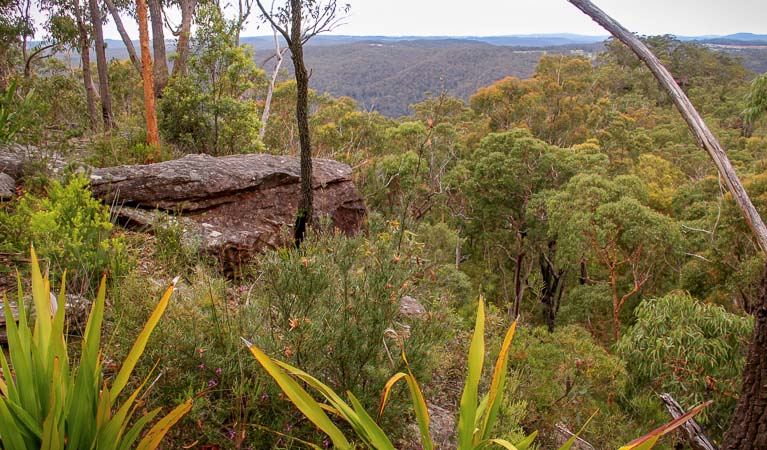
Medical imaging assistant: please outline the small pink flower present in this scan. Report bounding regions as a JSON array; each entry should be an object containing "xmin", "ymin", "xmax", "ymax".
[
  {"xmin": 208, "ymin": 379, "xmax": 217, "ymax": 388},
  {"xmin": 215, "ymin": 367, "xmax": 222, "ymax": 376}
]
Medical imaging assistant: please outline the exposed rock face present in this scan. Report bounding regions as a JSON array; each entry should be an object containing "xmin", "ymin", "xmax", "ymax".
[
  {"xmin": 0, "ymin": 151, "xmax": 24, "ymax": 179},
  {"xmin": 90, "ymin": 153, "xmax": 366, "ymax": 273},
  {"xmin": 0, "ymin": 173, "xmax": 14, "ymax": 199}
]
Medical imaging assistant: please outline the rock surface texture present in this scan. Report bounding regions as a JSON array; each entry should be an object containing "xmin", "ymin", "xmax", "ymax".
[
  {"xmin": 0, "ymin": 172, "xmax": 14, "ymax": 199},
  {"xmin": 90, "ymin": 153, "xmax": 366, "ymax": 273}
]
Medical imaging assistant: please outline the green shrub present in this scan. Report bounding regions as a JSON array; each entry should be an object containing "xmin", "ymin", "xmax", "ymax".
[
  {"xmin": 244, "ymin": 298, "xmax": 538, "ymax": 450},
  {"xmin": 108, "ymin": 219, "xmax": 454, "ymax": 448},
  {"xmin": 158, "ymin": 3, "xmax": 265, "ymax": 156},
  {"xmin": 510, "ymin": 324, "xmax": 640, "ymax": 449},
  {"xmin": 616, "ymin": 291, "xmax": 753, "ymax": 439},
  {"xmin": 0, "ymin": 78, "xmax": 35, "ymax": 143},
  {"xmin": 0, "ymin": 174, "xmax": 125, "ymax": 292},
  {"xmin": 152, "ymin": 212, "xmax": 204, "ymax": 274},
  {"xmin": 248, "ymin": 220, "xmax": 453, "ymax": 435},
  {"xmin": 246, "ymin": 298, "xmax": 699, "ymax": 450},
  {"xmin": 85, "ymin": 127, "xmax": 159, "ymax": 167}
]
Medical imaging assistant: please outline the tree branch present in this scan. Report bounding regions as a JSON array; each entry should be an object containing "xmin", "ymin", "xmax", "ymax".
[{"xmin": 254, "ymin": 0, "xmax": 291, "ymax": 45}]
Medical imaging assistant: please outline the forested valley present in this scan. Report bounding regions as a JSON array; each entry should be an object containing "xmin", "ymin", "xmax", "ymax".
[{"xmin": 2, "ymin": 0, "xmax": 767, "ymax": 449}]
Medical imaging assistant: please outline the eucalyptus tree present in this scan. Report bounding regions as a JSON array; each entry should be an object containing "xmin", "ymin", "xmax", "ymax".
[
  {"xmin": 253, "ymin": 0, "xmax": 349, "ymax": 245},
  {"xmin": 546, "ymin": 173, "xmax": 683, "ymax": 342},
  {"xmin": 39, "ymin": 0, "xmax": 99, "ymax": 128},
  {"xmin": 88, "ymin": 0, "xmax": 114, "ymax": 128},
  {"xmin": 456, "ymin": 128, "xmax": 575, "ymax": 318}
]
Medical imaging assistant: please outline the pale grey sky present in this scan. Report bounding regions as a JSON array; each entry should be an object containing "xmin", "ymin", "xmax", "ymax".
[{"xmin": 60, "ymin": 0, "xmax": 767, "ymax": 40}]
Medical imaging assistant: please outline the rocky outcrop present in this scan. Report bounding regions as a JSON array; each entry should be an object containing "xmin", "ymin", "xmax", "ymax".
[
  {"xmin": 0, "ymin": 173, "xmax": 14, "ymax": 199},
  {"xmin": 90, "ymin": 153, "xmax": 366, "ymax": 273}
]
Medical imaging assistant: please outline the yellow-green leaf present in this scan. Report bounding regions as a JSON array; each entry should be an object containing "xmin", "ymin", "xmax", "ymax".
[
  {"xmin": 244, "ymin": 339, "xmax": 352, "ymax": 450},
  {"xmin": 111, "ymin": 277, "xmax": 178, "ymax": 402},
  {"xmin": 480, "ymin": 319, "xmax": 518, "ymax": 440},
  {"xmin": 135, "ymin": 398, "xmax": 192, "ymax": 450},
  {"xmin": 378, "ymin": 372, "xmax": 408, "ymax": 419},
  {"xmin": 458, "ymin": 297, "xmax": 486, "ymax": 449}
]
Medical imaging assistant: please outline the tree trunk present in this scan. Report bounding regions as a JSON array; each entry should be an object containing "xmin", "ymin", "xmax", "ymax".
[
  {"xmin": 540, "ymin": 243, "xmax": 564, "ymax": 332},
  {"xmin": 722, "ymin": 262, "xmax": 767, "ymax": 450},
  {"xmin": 104, "ymin": 0, "xmax": 142, "ymax": 74},
  {"xmin": 75, "ymin": 4, "xmax": 99, "ymax": 130},
  {"xmin": 89, "ymin": 0, "xmax": 115, "ymax": 129},
  {"xmin": 137, "ymin": 0, "xmax": 159, "ymax": 153},
  {"xmin": 20, "ymin": 0, "xmax": 32, "ymax": 77},
  {"xmin": 171, "ymin": 0, "xmax": 196, "ymax": 77},
  {"xmin": 289, "ymin": 0, "xmax": 313, "ymax": 246},
  {"xmin": 147, "ymin": 0, "xmax": 168, "ymax": 97},
  {"xmin": 512, "ymin": 251, "xmax": 525, "ymax": 318}
]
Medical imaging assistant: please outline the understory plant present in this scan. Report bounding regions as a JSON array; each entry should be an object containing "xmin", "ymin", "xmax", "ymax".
[
  {"xmin": 617, "ymin": 292, "xmax": 753, "ymax": 440},
  {"xmin": 0, "ymin": 79, "xmax": 35, "ymax": 144},
  {"xmin": 0, "ymin": 247, "xmax": 191, "ymax": 449},
  {"xmin": 1, "ymin": 174, "xmax": 126, "ymax": 294},
  {"xmin": 246, "ymin": 297, "xmax": 706, "ymax": 449}
]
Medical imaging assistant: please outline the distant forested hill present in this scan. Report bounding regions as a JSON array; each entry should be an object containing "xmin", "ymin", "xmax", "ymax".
[
  {"xmin": 262, "ymin": 40, "xmax": 601, "ymax": 116},
  {"xmin": 98, "ymin": 34, "xmax": 767, "ymax": 117}
]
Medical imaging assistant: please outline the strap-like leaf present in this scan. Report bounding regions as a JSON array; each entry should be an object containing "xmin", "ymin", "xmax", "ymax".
[
  {"xmin": 458, "ymin": 297, "xmax": 486, "ymax": 448},
  {"xmin": 135, "ymin": 399, "xmax": 193, "ymax": 450},
  {"xmin": 513, "ymin": 431, "xmax": 538, "ymax": 450},
  {"xmin": 556, "ymin": 409, "xmax": 598, "ymax": 450},
  {"xmin": 111, "ymin": 277, "xmax": 178, "ymax": 402},
  {"xmin": 480, "ymin": 319, "xmax": 518, "ymax": 440},
  {"xmin": 402, "ymin": 361, "xmax": 433, "ymax": 450},
  {"xmin": 618, "ymin": 401, "xmax": 709, "ymax": 450},
  {"xmin": 244, "ymin": 339, "xmax": 352, "ymax": 449},
  {"xmin": 378, "ymin": 372, "xmax": 408, "ymax": 418},
  {"xmin": 473, "ymin": 438, "xmax": 520, "ymax": 450},
  {"xmin": 347, "ymin": 391, "xmax": 397, "ymax": 450},
  {"xmin": 0, "ymin": 399, "xmax": 33, "ymax": 449}
]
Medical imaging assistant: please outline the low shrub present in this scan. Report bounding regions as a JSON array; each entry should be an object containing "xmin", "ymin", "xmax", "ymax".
[
  {"xmin": 617, "ymin": 291, "xmax": 753, "ymax": 440},
  {"xmin": 510, "ymin": 324, "xmax": 641, "ymax": 449},
  {"xmin": 0, "ymin": 174, "xmax": 126, "ymax": 293},
  {"xmin": 107, "ymin": 218, "xmax": 454, "ymax": 448}
]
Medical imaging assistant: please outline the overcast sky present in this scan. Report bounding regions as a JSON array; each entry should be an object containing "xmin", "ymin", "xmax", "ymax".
[{"xmin": 90, "ymin": 0, "xmax": 767, "ymax": 40}]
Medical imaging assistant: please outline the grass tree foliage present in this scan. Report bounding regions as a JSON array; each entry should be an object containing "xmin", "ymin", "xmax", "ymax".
[{"xmin": 0, "ymin": 248, "xmax": 190, "ymax": 449}]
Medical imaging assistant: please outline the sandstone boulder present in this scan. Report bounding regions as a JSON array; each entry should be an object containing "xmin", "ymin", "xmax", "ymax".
[
  {"xmin": 90, "ymin": 153, "xmax": 366, "ymax": 273},
  {"xmin": 0, "ymin": 173, "xmax": 14, "ymax": 199}
]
